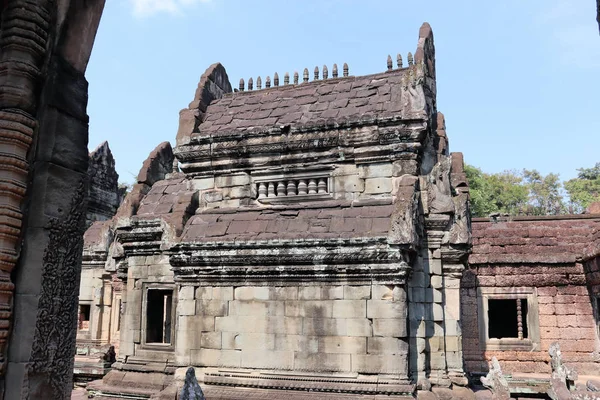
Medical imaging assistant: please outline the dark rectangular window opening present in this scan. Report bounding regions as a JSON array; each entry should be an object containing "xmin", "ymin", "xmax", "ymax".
[
  {"xmin": 79, "ymin": 304, "xmax": 91, "ymax": 330},
  {"xmin": 488, "ymin": 299, "xmax": 528, "ymax": 339},
  {"xmin": 146, "ymin": 289, "xmax": 173, "ymax": 344}
]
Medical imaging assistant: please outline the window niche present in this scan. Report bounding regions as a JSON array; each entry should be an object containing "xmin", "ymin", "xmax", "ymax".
[
  {"xmin": 143, "ymin": 287, "xmax": 175, "ymax": 346},
  {"xmin": 79, "ymin": 304, "xmax": 91, "ymax": 331},
  {"xmin": 478, "ymin": 288, "xmax": 540, "ymax": 351}
]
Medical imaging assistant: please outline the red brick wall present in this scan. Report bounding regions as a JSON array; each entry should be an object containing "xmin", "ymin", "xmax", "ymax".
[{"xmin": 462, "ymin": 262, "xmax": 600, "ymax": 375}]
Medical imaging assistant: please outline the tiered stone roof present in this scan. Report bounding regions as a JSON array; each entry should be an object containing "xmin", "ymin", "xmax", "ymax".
[
  {"xmin": 197, "ymin": 70, "xmax": 413, "ymax": 137},
  {"xmin": 470, "ymin": 215, "xmax": 600, "ymax": 265}
]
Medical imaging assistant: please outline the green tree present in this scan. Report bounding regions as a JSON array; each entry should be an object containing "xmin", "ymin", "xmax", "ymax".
[
  {"xmin": 465, "ymin": 165, "xmax": 529, "ymax": 217},
  {"xmin": 522, "ymin": 169, "xmax": 566, "ymax": 215},
  {"xmin": 564, "ymin": 162, "xmax": 600, "ymax": 213}
]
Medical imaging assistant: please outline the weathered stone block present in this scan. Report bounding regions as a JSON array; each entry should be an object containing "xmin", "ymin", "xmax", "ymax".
[
  {"xmin": 200, "ymin": 332, "xmax": 221, "ymax": 349},
  {"xmin": 179, "ymin": 300, "xmax": 196, "ymax": 316},
  {"xmin": 430, "ymin": 259, "xmax": 442, "ymax": 275},
  {"xmin": 346, "ymin": 318, "xmax": 372, "ymax": 337},
  {"xmin": 196, "ymin": 300, "xmax": 228, "ymax": 317},
  {"xmin": 215, "ymin": 173, "xmax": 250, "ymax": 188},
  {"xmin": 285, "ymin": 300, "xmax": 333, "ymax": 318},
  {"xmin": 191, "ymin": 177, "xmax": 215, "ymax": 191},
  {"xmin": 179, "ymin": 315, "xmax": 215, "ymax": 332},
  {"xmin": 268, "ymin": 287, "xmax": 298, "ymax": 300},
  {"xmin": 364, "ymin": 178, "xmax": 392, "ymax": 194},
  {"xmin": 367, "ymin": 300, "xmax": 407, "ymax": 319},
  {"xmin": 241, "ymin": 350, "xmax": 294, "ymax": 370},
  {"xmin": 431, "ymin": 276, "xmax": 443, "ymax": 289},
  {"xmin": 333, "ymin": 175, "xmax": 364, "ymax": 193},
  {"xmin": 344, "ymin": 286, "xmax": 371, "ymax": 300},
  {"xmin": 303, "ymin": 318, "xmax": 347, "ymax": 336},
  {"xmin": 294, "ymin": 352, "xmax": 351, "ymax": 372},
  {"xmin": 332, "ymin": 300, "xmax": 366, "ymax": 318},
  {"xmin": 222, "ymin": 332, "xmax": 275, "ymax": 350},
  {"xmin": 234, "ymin": 286, "xmax": 270, "ymax": 301},
  {"xmin": 372, "ymin": 285, "xmax": 393, "ymax": 300},
  {"xmin": 318, "ymin": 336, "xmax": 366, "ymax": 354},
  {"xmin": 432, "ymin": 303, "xmax": 444, "ymax": 321},
  {"xmin": 179, "ymin": 286, "xmax": 195, "ymax": 300},
  {"xmin": 228, "ymin": 300, "xmax": 284, "ymax": 316},
  {"xmin": 213, "ymin": 287, "xmax": 234, "ymax": 300},
  {"xmin": 358, "ymin": 163, "xmax": 393, "ymax": 178},
  {"xmin": 274, "ymin": 334, "xmax": 318, "ymax": 352},
  {"xmin": 367, "ymin": 337, "xmax": 409, "ymax": 355},
  {"xmin": 373, "ymin": 319, "xmax": 407, "ymax": 337},
  {"xmin": 191, "ymin": 349, "xmax": 241, "ymax": 367},
  {"xmin": 354, "ymin": 354, "xmax": 409, "ymax": 375},
  {"xmin": 195, "ymin": 287, "xmax": 212, "ymax": 300}
]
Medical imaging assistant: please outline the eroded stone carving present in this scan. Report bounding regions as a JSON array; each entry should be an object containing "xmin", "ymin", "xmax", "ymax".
[
  {"xmin": 29, "ymin": 178, "xmax": 87, "ymax": 399},
  {"xmin": 180, "ymin": 367, "xmax": 206, "ymax": 400},
  {"xmin": 481, "ymin": 357, "xmax": 511, "ymax": 400}
]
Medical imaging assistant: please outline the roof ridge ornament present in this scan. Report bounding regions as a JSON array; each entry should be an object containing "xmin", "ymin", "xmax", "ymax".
[
  {"xmin": 343, "ymin": 63, "xmax": 349, "ymax": 77},
  {"xmin": 239, "ymin": 78, "xmax": 244, "ymax": 92},
  {"xmin": 397, "ymin": 53, "xmax": 403, "ymax": 68},
  {"xmin": 387, "ymin": 55, "xmax": 393, "ymax": 71},
  {"xmin": 407, "ymin": 52, "xmax": 413, "ymax": 66},
  {"xmin": 303, "ymin": 68, "xmax": 309, "ymax": 83},
  {"xmin": 248, "ymin": 77, "xmax": 253, "ymax": 90},
  {"xmin": 294, "ymin": 71, "xmax": 299, "ymax": 84},
  {"xmin": 274, "ymin": 72, "xmax": 279, "ymax": 87},
  {"xmin": 323, "ymin": 65, "xmax": 328, "ymax": 79},
  {"xmin": 332, "ymin": 64, "xmax": 338, "ymax": 78}
]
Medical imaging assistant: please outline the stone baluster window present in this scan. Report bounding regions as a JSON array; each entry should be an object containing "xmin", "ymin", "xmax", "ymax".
[
  {"xmin": 255, "ymin": 175, "xmax": 330, "ymax": 202},
  {"xmin": 478, "ymin": 287, "xmax": 540, "ymax": 351}
]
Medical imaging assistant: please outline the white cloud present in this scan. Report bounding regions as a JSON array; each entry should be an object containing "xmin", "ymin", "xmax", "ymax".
[
  {"xmin": 536, "ymin": 0, "xmax": 600, "ymax": 69},
  {"xmin": 130, "ymin": 0, "xmax": 211, "ymax": 18}
]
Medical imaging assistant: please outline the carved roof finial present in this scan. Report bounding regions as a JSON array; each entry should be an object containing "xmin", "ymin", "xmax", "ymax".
[
  {"xmin": 323, "ymin": 65, "xmax": 328, "ymax": 79},
  {"xmin": 343, "ymin": 63, "xmax": 349, "ymax": 77},
  {"xmin": 407, "ymin": 52, "xmax": 413, "ymax": 66},
  {"xmin": 274, "ymin": 72, "xmax": 279, "ymax": 87},
  {"xmin": 314, "ymin": 66, "xmax": 319, "ymax": 80},
  {"xmin": 257, "ymin": 76, "xmax": 262, "ymax": 89},
  {"xmin": 332, "ymin": 63, "xmax": 338, "ymax": 78},
  {"xmin": 239, "ymin": 78, "xmax": 245, "ymax": 92},
  {"xmin": 265, "ymin": 76, "xmax": 271, "ymax": 88},
  {"xmin": 303, "ymin": 68, "xmax": 309, "ymax": 83},
  {"xmin": 387, "ymin": 55, "xmax": 393, "ymax": 71},
  {"xmin": 397, "ymin": 53, "xmax": 403, "ymax": 68},
  {"xmin": 284, "ymin": 72, "xmax": 290, "ymax": 85},
  {"xmin": 294, "ymin": 71, "xmax": 299, "ymax": 84},
  {"xmin": 248, "ymin": 77, "xmax": 253, "ymax": 90}
]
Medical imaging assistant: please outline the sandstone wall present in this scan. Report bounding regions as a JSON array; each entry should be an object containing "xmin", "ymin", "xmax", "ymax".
[{"xmin": 174, "ymin": 284, "xmax": 408, "ymax": 376}]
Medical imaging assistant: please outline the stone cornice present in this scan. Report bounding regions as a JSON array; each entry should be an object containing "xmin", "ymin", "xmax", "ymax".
[
  {"xmin": 175, "ymin": 118, "xmax": 428, "ymax": 175},
  {"xmin": 170, "ymin": 238, "xmax": 412, "ymax": 285}
]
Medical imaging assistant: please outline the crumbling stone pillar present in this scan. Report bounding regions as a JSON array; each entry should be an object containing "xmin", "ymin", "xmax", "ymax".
[{"xmin": 0, "ymin": 1, "xmax": 105, "ymax": 398}]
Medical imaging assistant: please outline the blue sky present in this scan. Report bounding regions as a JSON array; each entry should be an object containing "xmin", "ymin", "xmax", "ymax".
[{"xmin": 86, "ymin": 1, "xmax": 600, "ymax": 184}]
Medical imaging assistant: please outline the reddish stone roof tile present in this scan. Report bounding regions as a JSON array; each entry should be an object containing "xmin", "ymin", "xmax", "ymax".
[
  {"xmin": 470, "ymin": 216, "xmax": 600, "ymax": 265},
  {"xmin": 180, "ymin": 204, "xmax": 395, "ymax": 243},
  {"xmin": 195, "ymin": 70, "xmax": 411, "ymax": 137}
]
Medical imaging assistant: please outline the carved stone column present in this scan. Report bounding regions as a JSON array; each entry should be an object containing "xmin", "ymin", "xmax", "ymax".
[{"xmin": 0, "ymin": 1, "xmax": 105, "ymax": 398}]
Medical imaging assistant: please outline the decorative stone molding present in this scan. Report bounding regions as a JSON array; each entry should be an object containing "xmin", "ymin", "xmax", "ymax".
[{"xmin": 171, "ymin": 239, "xmax": 411, "ymax": 286}]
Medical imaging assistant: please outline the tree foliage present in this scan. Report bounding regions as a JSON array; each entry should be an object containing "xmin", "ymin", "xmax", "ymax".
[
  {"xmin": 564, "ymin": 162, "xmax": 600, "ymax": 213},
  {"xmin": 522, "ymin": 169, "xmax": 565, "ymax": 215},
  {"xmin": 464, "ymin": 165, "xmax": 528, "ymax": 217},
  {"xmin": 464, "ymin": 163, "xmax": 600, "ymax": 217}
]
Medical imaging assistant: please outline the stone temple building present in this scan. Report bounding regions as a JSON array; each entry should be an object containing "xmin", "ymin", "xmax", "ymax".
[{"xmin": 76, "ymin": 22, "xmax": 600, "ymax": 399}]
